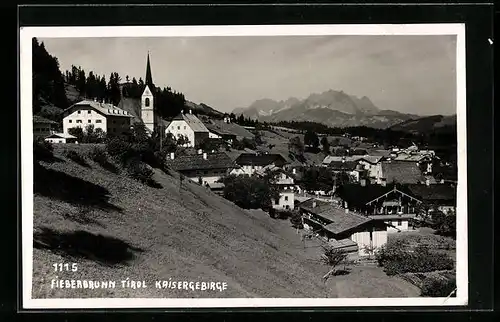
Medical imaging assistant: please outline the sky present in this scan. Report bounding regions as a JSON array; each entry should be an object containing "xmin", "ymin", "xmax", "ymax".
[{"xmin": 39, "ymin": 35, "xmax": 457, "ymax": 115}]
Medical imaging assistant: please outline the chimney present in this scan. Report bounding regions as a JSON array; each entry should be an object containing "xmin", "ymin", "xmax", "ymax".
[
  {"xmin": 345, "ymin": 208, "xmax": 349, "ymax": 214},
  {"xmin": 426, "ymin": 178, "xmax": 430, "ymax": 186},
  {"xmin": 198, "ymin": 149, "xmax": 203, "ymax": 155},
  {"xmin": 203, "ymin": 152, "xmax": 207, "ymax": 160},
  {"xmin": 360, "ymin": 178, "xmax": 366, "ymax": 186},
  {"xmin": 292, "ymin": 168, "xmax": 297, "ymax": 175},
  {"xmin": 312, "ymin": 200, "xmax": 317, "ymax": 208},
  {"xmin": 381, "ymin": 179, "xmax": 387, "ymax": 187},
  {"xmin": 344, "ymin": 201, "xmax": 348, "ymax": 209},
  {"xmin": 189, "ymin": 109, "xmax": 192, "ymax": 114},
  {"xmin": 170, "ymin": 152, "xmax": 175, "ymax": 160}
]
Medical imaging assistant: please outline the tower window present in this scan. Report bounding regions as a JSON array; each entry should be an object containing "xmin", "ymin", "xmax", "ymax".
[{"xmin": 145, "ymin": 98, "xmax": 150, "ymax": 107}]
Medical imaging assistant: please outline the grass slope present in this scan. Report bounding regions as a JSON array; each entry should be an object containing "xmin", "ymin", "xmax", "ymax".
[{"xmin": 33, "ymin": 145, "xmax": 332, "ymax": 298}]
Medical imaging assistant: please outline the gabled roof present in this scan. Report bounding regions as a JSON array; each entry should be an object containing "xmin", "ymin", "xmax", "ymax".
[
  {"xmin": 335, "ymin": 183, "xmax": 420, "ymax": 209},
  {"xmin": 234, "ymin": 153, "xmax": 288, "ymax": 166},
  {"xmin": 45, "ymin": 133, "xmax": 76, "ymax": 139},
  {"xmin": 299, "ymin": 199, "xmax": 373, "ymax": 235},
  {"xmin": 204, "ymin": 119, "xmax": 255, "ymax": 139},
  {"xmin": 381, "ymin": 161, "xmax": 425, "ymax": 184},
  {"xmin": 165, "ymin": 152, "xmax": 235, "ymax": 171},
  {"xmin": 328, "ymin": 161, "xmax": 358, "ymax": 171},
  {"xmin": 64, "ymin": 100, "xmax": 134, "ymax": 118},
  {"xmin": 169, "ymin": 112, "xmax": 210, "ymax": 132},
  {"xmin": 407, "ymin": 184, "xmax": 456, "ymax": 204},
  {"xmin": 33, "ymin": 115, "xmax": 58, "ymax": 124}
]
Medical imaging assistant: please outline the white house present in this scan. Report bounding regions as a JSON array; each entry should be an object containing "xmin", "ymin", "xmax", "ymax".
[
  {"xmin": 165, "ymin": 110, "xmax": 210, "ymax": 147},
  {"xmin": 164, "ymin": 151, "xmax": 236, "ymax": 186},
  {"xmin": 299, "ymin": 199, "xmax": 388, "ymax": 256},
  {"xmin": 44, "ymin": 133, "xmax": 77, "ymax": 144},
  {"xmin": 231, "ymin": 153, "xmax": 288, "ymax": 176},
  {"xmin": 255, "ymin": 165, "xmax": 296, "ymax": 211},
  {"xmin": 61, "ymin": 100, "xmax": 133, "ymax": 136}
]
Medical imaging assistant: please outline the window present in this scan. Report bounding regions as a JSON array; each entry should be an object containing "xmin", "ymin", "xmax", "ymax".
[
  {"xmin": 184, "ymin": 126, "xmax": 186, "ymax": 130},
  {"xmin": 88, "ymin": 120, "xmax": 92, "ymax": 123},
  {"xmin": 69, "ymin": 120, "xmax": 72, "ymax": 123},
  {"xmin": 88, "ymin": 110, "xmax": 91, "ymax": 114},
  {"xmin": 275, "ymin": 200, "xmax": 279, "ymax": 205},
  {"xmin": 285, "ymin": 205, "xmax": 290, "ymax": 210},
  {"xmin": 145, "ymin": 98, "xmax": 150, "ymax": 107},
  {"xmin": 177, "ymin": 126, "xmax": 180, "ymax": 130},
  {"xmin": 76, "ymin": 120, "xmax": 82, "ymax": 123},
  {"xmin": 96, "ymin": 120, "xmax": 102, "ymax": 123},
  {"xmin": 77, "ymin": 110, "xmax": 81, "ymax": 114},
  {"xmin": 397, "ymin": 220, "xmax": 402, "ymax": 226},
  {"xmin": 284, "ymin": 196, "xmax": 288, "ymax": 201}
]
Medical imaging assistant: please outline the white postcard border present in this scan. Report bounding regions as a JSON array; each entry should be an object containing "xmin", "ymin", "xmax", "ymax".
[{"xmin": 20, "ymin": 24, "xmax": 468, "ymax": 309}]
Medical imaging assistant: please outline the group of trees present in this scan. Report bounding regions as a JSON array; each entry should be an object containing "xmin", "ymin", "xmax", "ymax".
[
  {"xmin": 64, "ymin": 66, "xmax": 121, "ymax": 105},
  {"xmin": 221, "ymin": 174, "xmax": 279, "ymax": 209},
  {"xmin": 32, "ymin": 38, "xmax": 69, "ymax": 115}
]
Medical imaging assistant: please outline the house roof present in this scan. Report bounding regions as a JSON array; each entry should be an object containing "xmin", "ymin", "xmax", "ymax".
[
  {"xmin": 234, "ymin": 153, "xmax": 288, "ymax": 166},
  {"xmin": 322, "ymin": 208, "xmax": 373, "ymax": 235},
  {"xmin": 65, "ymin": 100, "xmax": 134, "ymax": 118},
  {"xmin": 328, "ymin": 161, "xmax": 358, "ymax": 171},
  {"xmin": 407, "ymin": 184, "xmax": 456, "ymax": 204},
  {"xmin": 204, "ymin": 119, "xmax": 255, "ymax": 139},
  {"xmin": 165, "ymin": 152, "xmax": 236, "ymax": 172},
  {"xmin": 298, "ymin": 198, "xmax": 334, "ymax": 215},
  {"xmin": 357, "ymin": 155, "xmax": 385, "ymax": 164},
  {"xmin": 335, "ymin": 183, "xmax": 419, "ymax": 209},
  {"xmin": 169, "ymin": 112, "xmax": 210, "ymax": 132},
  {"xmin": 300, "ymin": 199, "xmax": 373, "ymax": 235},
  {"xmin": 33, "ymin": 115, "xmax": 58, "ymax": 124},
  {"xmin": 381, "ymin": 161, "xmax": 425, "ymax": 184},
  {"xmin": 45, "ymin": 133, "xmax": 76, "ymax": 139},
  {"xmin": 393, "ymin": 153, "xmax": 432, "ymax": 162},
  {"xmin": 207, "ymin": 182, "xmax": 225, "ymax": 190}
]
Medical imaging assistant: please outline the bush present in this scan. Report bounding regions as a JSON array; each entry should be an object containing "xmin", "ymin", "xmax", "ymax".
[
  {"xmin": 88, "ymin": 147, "xmax": 119, "ymax": 173},
  {"xmin": 376, "ymin": 241, "xmax": 454, "ymax": 276},
  {"xmin": 421, "ymin": 276, "xmax": 456, "ymax": 297},
  {"xmin": 33, "ymin": 138, "xmax": 54, "ymax": 162},
  {"xmin": 64, "ymin": 150, "xmax": 89, "ymax": 167},
  {"xmin": 124, "ymin": 158, "xmax": 158, "ymax": 187},
  {"xmin": 106, "ymin": 137, "xmax": 135, "ymax": 162}
]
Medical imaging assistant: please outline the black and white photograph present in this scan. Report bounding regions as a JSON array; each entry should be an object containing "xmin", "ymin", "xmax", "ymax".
[{"xmin": 21, "ymin": 24, "xmax": 467, "ymax": 308}]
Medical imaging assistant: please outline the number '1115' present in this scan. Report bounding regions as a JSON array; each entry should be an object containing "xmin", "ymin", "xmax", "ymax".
[{"xmin": 53, "ymin": 263, "xmax": 78, "ymax": 272}]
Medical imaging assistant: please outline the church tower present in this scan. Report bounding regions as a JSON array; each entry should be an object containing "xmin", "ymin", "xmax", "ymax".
[{"xmin": 141, "ymin": 52, "xmax": 155, "ymax": 134}]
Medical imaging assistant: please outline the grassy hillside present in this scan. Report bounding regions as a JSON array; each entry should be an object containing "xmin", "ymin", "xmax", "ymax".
[{"xmin": 32, "ymin": 144, "xmax": 419, "ymax": 299}]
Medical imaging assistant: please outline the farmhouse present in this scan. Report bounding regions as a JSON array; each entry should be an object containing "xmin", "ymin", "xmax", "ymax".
[
  {"xmin": 378, "ymin": 160, "xmax": 426, "ymax": 185},
  {"xmin": 165, "ymin": 110, "xmax": 210, "ymax": 147},
  {"xmin": 165, "ymin": 151, "xmax": 235, "ymax": 186},
  {"xmin": 44, "ymin": 133, "xmax": 77, "ymax": 144},
  {"xmin": 299, "ymin": 199, "xmax": 388, "ymax": 256},
  {"xmin": 255, "ymin": 165, "xmax": 296, "ymax": 211},
  {"xmin": 335, "ymin": 183, "xmax": 422, "ymax": 233},
  {"xmin": 231, "ymin": 153, "xmax": 288, "ymax": 176},
  {"xmin": 407, "ymin": 183, "xmax": 456, "ymax": 215},
  {"xmin": 61, "ymin": 100, "xmax": 133, "ymax": 137},
  {"xmin": 204, "ymin": 116, "xmax": 255, "ymax": 142},
  {"xmin": 33, "ymin": 115, "xmax": 58, "ymax": 139}
]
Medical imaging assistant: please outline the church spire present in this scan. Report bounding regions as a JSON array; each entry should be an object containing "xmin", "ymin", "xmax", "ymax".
[{"xmin": 145, "ymin": 51, "xmax": 153, "ymax": 87}]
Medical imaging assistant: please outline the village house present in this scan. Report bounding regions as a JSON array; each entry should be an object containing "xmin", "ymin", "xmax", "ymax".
[
  {"xmin": 44, "ymin": 132, "xmax": 77, "ymax": 144},
  {"xmin": 299, "ymin": 199, "xmax": 388, "ymax": 256},
  {"xmin": 407, "ymin": 183, "xmax": 457, "ymax": 215},
  {"xmin": 335, "ymin": 183, "xmax": 422, "ymax": 233},
  {"xmin": 376, "ymin": 160, "xmax": 428, "ymax": 185},
  {"xmin": 33, "ymin": 115, "xmax": 58, "ymax": 139},
  {"xmin": 255, "ymin": 165, "xmax": 296, "ymax": 211},
  {"xmin": 164, "ymin": 151, "xmax": 236, "ymax": 186},
  {"xmin": 61, "ymin": 100, "xmax": 133, "ymax": 137},
  {"xmin": 165, "ymin": 110, "xmax": 210, "ymax": 148},
  {"xmin": 203, "ymin": 116, "xmax": 255, "ymax": 143},
  {"xmin": 231, "ymin": 153, "xmax": 288, "ymax": 176}
]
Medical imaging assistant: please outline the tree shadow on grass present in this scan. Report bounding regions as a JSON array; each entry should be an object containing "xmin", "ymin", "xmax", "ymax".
[
  {"xmin": 33, "ymin": 227, "xmax": 144, "ymax": 266},
  {"xmin": 34, "ymin": 163, "xmax": 122, "ymax": 212}
]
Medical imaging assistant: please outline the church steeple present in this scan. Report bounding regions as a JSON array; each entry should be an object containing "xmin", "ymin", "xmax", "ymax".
[{"xmin": 145, "ymin": 51, "xmax": 153, "ymax": 87}]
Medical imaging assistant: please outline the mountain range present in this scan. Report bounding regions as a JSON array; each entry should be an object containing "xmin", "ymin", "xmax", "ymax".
[{"xmin": 232, "ymin": 89, "xmax": 423, "ymax": 129}]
